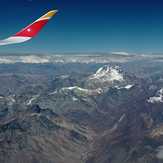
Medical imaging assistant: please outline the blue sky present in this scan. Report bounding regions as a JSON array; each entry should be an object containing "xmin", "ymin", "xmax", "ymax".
[{"xmin": 0, "ymin": 0, "xmax": 163, "ymax": 54}]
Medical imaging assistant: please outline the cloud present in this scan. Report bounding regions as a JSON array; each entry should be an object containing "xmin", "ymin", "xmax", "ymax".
[{"xmin": 111, "ymin": 51, "xmax": 129, "ymax": 55}]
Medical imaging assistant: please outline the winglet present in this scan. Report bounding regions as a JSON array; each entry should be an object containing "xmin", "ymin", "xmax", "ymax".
[
  {"xmin": 0, "ymin": 10, "xmax": 58, "ymax": 46},
  {"xmin": 37, "ymin": 10, "xmax": 58, "ymax": 21}
]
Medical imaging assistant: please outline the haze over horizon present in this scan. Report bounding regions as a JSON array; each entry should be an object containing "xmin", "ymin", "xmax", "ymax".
[{"xmin": 0, "ymin": 0, "xmax": 163, "ymax": 54}]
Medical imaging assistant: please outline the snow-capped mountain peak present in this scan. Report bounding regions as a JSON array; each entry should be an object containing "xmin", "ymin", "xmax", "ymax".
[{"xmin": 89, "ymin": 65, "xmax": 124, "ymax": 82}]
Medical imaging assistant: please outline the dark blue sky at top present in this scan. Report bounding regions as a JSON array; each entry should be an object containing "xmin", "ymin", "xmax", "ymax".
[{"xmin": 0, "ymin": 0, "xmax": 163, "ymax": 53}]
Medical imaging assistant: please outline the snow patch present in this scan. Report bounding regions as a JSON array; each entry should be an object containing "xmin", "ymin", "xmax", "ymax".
[
  {"xmin": 124, "ymin": 84, "xmax": 134, "ymax": 89},
  {"xmin": 115, "ymin": 84, "xmax": 134, "ymax": 90},
  {"xmin": 27, "ymin": 95, "xmax": 39, "ymax": 106},
  {"xmin": 147, "ymin": 88, "xmax": 163, "ymax": 103},
  {"xmin": 61, "ymin": 86, "xmax": 90, "ymax": 92},
  {"xmin": 6, "ymin": 95, "xmax": 16, "ymax": 106},
  {"xmin": 48, "ymin": 90, "xmax": 58, "ymax": 95},
  {"xmin": 72, "ymin": 97, "xmax": 78, "ymax": 101}
]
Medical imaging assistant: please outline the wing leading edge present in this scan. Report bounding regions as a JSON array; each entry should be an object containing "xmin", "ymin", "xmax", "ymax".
[{"xmin": 0, "ymin": 10, "xmax": 58, "ymax": 46}]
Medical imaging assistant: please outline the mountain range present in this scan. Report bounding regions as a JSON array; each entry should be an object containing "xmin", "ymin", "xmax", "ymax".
[{"xmin": 0, "ymin": 54, "xmax": 163, "ymax": 162}]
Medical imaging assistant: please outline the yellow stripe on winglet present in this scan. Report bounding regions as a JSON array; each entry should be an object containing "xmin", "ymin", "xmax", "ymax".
[{"xmin": 41, "ymin": 10, "xmax": 58, "ymax": 19}]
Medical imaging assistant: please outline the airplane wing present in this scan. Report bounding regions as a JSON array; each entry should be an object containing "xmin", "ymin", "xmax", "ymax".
[{"xmin": 0, "ymin": 10, "xmax": 58, "ymax": 46}]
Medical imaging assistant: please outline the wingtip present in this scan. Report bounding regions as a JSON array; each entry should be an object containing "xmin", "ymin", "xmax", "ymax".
[
  {"xmin": 47, "ymin": 9, "xmax": 58, "ymax": 16},
  {"xmin": 39, "ymin": 9, "xmax": 58, "ymax": 20},
  {"xmin": 52, "ymin": 9, "xmax": 58, "ymax": 13}
]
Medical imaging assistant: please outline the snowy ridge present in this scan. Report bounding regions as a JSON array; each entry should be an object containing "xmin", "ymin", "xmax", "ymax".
[
  {"xmin": 49, "ymin": 86, "xmax": 103, "ymax": 96},
  {"xmin": 61, "ymin": 86, "xmax": 103, "ymax": 95}
]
